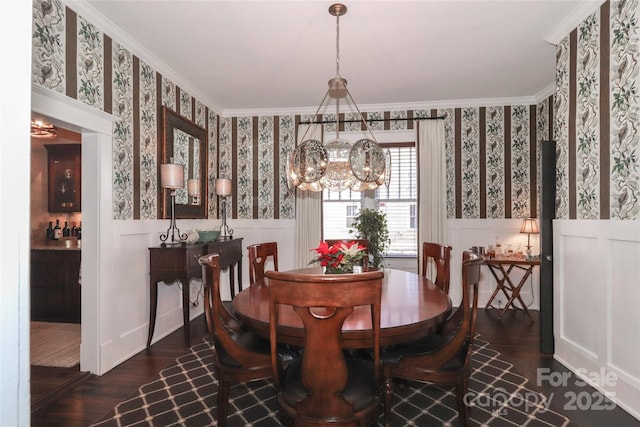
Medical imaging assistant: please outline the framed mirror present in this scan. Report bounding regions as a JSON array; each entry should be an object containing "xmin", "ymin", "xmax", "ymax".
[{"xmin": 159, "ymin": 106, "xmax": 208, "ymax": 219}]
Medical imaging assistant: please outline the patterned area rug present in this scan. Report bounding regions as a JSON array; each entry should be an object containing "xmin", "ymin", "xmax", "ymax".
[
  {"xmin": 31, "ymin": 321, "xmax": 81, "ymax": 368},
  {"xmin": 93, "ymin": 336, "xmax": 571, "ymax": 426}
]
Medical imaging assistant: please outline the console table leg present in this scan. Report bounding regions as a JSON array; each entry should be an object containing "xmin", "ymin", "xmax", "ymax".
[
  {"xmin": 147, "ymin": 280, "xmax": 158, "ymax": 347},
  {"xmin": 181, "ymin": 277, "xmax": 190, "ymax": 347}
]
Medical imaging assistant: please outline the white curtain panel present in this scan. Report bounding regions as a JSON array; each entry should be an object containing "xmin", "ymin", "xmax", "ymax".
[
  {"xmin": 417, "ymin": 120, "xmax": 447, "ymax": 273},
  {"xmin": 294, "ymin": 124, "xmax": 323, "ymax": 268}
]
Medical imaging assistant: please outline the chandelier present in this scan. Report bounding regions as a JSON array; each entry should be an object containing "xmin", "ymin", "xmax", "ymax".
[
  {"xmin": 31, "ymin": 119, "xmax": 58, "ymax": 138},
  {"xmin": 287, "ymin": 3, "xmax": 390, "ymax": 192}
]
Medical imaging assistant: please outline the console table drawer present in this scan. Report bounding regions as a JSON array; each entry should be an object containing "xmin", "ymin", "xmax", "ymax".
[{"xmin": 206, "ymin": 238, "xmax": 242, "ymax": 270}]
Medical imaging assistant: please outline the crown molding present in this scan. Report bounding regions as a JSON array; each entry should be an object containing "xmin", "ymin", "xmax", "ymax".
[
  {"xmin": 545, "ymin": 0, "xmax": 606, "ymax": 45},
  {"xmin": 222, "ymin": 95, "xmax": 542, "ymax": 117},
  {"xmin": 533, "ymin": 83, "xmax": 556, "ymax": 104},
  {"xmin": 63, "ymin": 0, "xmax": 223, "ymax": 115}
]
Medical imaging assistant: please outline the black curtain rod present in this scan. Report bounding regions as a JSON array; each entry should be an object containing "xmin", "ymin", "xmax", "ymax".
[{"xmin": 298, "ymin": 116, "xmax": 445, "ymax": 125}]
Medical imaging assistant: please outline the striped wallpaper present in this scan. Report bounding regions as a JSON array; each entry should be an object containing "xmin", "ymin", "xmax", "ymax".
[
  {"xmin": 555, "ymin": 0, "xmax": 640, "ymax": 220},
  {"xmin": 31, "ymin": 0, "xmax": 637, "ymax": 221}
]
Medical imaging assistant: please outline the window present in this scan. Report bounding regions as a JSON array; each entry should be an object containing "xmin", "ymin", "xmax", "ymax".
[
  {"xmin": 346, "ymin": 204, "xmax": 358, "ymax": 228},
  {"xmin": 322, "ymin": 143, "xmax": 417, "ymax": 256},
  {"xmin": 409, "ymin": 204, "xmax": 417, "ymax": 229}
]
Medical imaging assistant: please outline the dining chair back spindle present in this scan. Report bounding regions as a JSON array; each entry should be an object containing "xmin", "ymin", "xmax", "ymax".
[
  {"xmin": 247, "ymin": 241, "xmax": 279, "ymax": 286},
  {"xmin": 382, "ymin": 251, "xmax": 482, "ymax": 427},
  {"xmin": 421, "ymin": 242, "xmax": 453, "ymax": 294},
  {"xmin": 266, "ymin": 269, "xmax": 383, "ymax": 426},
  {"xmin": 199, "ymin": 253, "xmax": 272, "ymax": 427}
]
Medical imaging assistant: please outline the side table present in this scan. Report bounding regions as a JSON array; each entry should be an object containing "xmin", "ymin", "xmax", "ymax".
[
  {"xmin": 483, "ymin": 257, "xmax": 540, "ymax": 321},
  {"xmin": 147, "ymin": 237, "xmax": 243, "ymax": 347}
]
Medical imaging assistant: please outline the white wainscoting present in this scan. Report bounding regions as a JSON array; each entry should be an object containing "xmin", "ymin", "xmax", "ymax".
[
  {"xmin": 99, "ymin": 219, "xmax": 296, "ymax": 373},
  {"xmin": 553, "ymin": 220, "xmax": 640, "ymax": 420}
]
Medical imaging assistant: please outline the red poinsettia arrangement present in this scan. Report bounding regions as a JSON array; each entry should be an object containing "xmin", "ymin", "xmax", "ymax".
[{"xmin": 309, "ymin": 241, "xmax": 367, "ymax": 273}]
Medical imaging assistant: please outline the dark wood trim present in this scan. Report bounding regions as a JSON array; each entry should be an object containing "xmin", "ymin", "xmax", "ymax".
[
  {"xmin": 253, "ymin": 116, "xmax": 259, "ymax": 219},
  {"xmin": 530, "ymin": 105, "xmax": 537, "ymax": 217},
  {"xmin": 65, "ymin": 7, "xmax": 77, "ymax": 99},
  {"xmin": 479, "ymin": 107, "xmax": 487, "ymax": 218},
  {"xmin": 454, "ymin": 108, "xmax": 462, "ymax": 218},
  {"xmin": 132, "ymin": 56, "xmax": 140, "ymax": 219},
  {"xmin": 600, "ymin": 1, "xmax": 611, "ymax": 219},
  {"xmin": 504, "ymin": 106, "xmax": 512, "ymax": 218},
  {"xmin": 232, "ymin": 117, "xmax": 238, "ymax": 219},
  {"xmin": 569, "ymin": 29, "xmax": 577, "ymax": 219},
  {"xmin": 103, "ymin": 35, "xmax": 112, "ymax": 114}
]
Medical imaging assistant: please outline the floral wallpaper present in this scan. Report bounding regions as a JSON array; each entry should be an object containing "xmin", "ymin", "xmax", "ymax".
[
  {"xmin": 32, "ymin": 0, "xmax": 64, "ymax": 92},
  {"xmin": 610, "ymin": 0, "xmax": 640, "ymax": 219},
  {"xmin": 278, "ymin": 116, "xmax": 296, "ymax": 219},
  {"xmin": 511, "ymin": 105, "xmax": 532, "ymax": 218},
  {"xmin": 31, "ymin": 0, "xmax": 639, "ymax": 222},
  {"xmin": 77, "ymin": 16, "xmax": 103, "ymax": 109},
  {"xmin": 440, "ymin": 108, "xmax": 456, "ymax": 219},
  {"xmin": 486, "ymin": 106, "xmax": 506, "ymax": 218},
  {"xmin": 553, "ymin": 0, "xmax": 640, "ymax": 220},
  {"xmin": 257, "ymin": 116, "xmax": 275, "ymax": 219},
  {"xmin": 139, "ymin": 60, "xmax": 158, "ymax": 220},
  {"xmin": 112, "ymin": 41, "xmax": 133, "ymax": 220},
  {"xmin": 236, "ymin": 117, "xmax": 253, "ymax": 219},
  {"xmin": 555, "ymin": 36, "xmax": 570, "ymax": 219},
  {"xmin": 460, "ymin": 108, "xmax": 481, "ymax": 218}
]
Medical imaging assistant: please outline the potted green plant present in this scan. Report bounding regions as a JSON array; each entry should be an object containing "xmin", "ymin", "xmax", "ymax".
[{"xmin": 349, "ymin": 208, "xmax": 390, "ymax": 269}]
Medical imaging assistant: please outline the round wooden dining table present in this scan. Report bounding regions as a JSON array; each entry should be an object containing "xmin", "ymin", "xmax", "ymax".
[{"xmin": 232, "ymin": 267, "xmax": 452, "ymax": 348}]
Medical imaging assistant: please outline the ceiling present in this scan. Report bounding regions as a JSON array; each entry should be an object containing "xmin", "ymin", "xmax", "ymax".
[{"xmin": 75, "ymin": 0, "xmax": 602, "ymax": 116}]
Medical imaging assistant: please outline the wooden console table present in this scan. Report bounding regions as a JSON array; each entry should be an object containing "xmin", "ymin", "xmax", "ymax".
[
  {"xmin": 484, "ymin": 257, "xmax": 540, "ymax": 321},
  {"xmin": 147, "ymin": 237, "xmax": 243, "ymax": 347}
]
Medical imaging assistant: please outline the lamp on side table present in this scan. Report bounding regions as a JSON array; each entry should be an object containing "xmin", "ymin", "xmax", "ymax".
[
  {"xmin": 216, "ymin": 178, "xmax": 234, "ymax": 239},
  {"xmin": 520, "ymin": 218, "xmax": 539, "ymax": 259}
]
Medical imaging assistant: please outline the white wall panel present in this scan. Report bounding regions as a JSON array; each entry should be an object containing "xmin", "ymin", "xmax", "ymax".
[
  {"xmin": 558, "ymin": 234, "xmax": 601, "ymax": 358},
  {"xmin": 554, "ymin": 220, "xmax": 640, "ymax": 420},
  {"xmin": 610, "ymin": 240, "xmax": 640, "ymax": 380}
]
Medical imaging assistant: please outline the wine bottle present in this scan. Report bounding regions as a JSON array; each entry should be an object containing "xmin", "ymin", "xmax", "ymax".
[
  {"xmin": 76, "ymin": 222, "xmax": 82, "ymax": 240},
  {"xmin": 71, "ymin": 221, "xmax": 77, "ymax": 237},
  {"xmin": 53, "ymin": 219, "xmax": 62, "ymax": 240},
  {"xmin": 63, "ymin": 221, "xmax": 71, "ymax": 237},
  {"xmin": 46, "ymin": 221, "xmax": 54, "ymax": 241}
]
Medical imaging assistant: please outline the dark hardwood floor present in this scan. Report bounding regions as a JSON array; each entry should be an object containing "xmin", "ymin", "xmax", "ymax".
[{"xmin": 31, "ymin": 309, "xmax": 639, "ymax": 427}]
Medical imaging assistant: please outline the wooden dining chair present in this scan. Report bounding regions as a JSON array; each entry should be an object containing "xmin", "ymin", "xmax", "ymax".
[
  {"xmin": 422, "ymin": 242, "xmax": 453, "ymax": 294},
  {"xmin": 247, "ymin": 241, "xmax": 279, "ymax": 286},
  {"xmin": 382, "ymin": 251, "xmax": 482, "ymax": 427},
  {"xmin": 325, "ymin": 239, "xmax": 370, "ymax": 268},
  {"xmin": 266, "ymin": 269, "xmax": 383, "ymax": 426},
  {"xmin": 199, "ymin": 253, "xmax": 272, "ymax": 427}
]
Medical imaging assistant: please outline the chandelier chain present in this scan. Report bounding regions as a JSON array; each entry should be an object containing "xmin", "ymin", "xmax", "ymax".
[{"xmin": 336, "ymin": 14, "xmax": 340, "ymax": 78}]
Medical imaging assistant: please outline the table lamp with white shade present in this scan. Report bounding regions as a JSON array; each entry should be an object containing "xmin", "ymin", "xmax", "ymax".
[
  {"xmin": 160, "ymin": 161, "xmax": 188, "ymax": 245},
  {"xmin": 216, "ymin": 178, "xmax": 234, "ymax": 239},
  {"xmin": 520, "ymin": 218, "xmax": 539, "ymax": 259},
  {"xmin": 187, "ymin": 178, "xmax": 200, "ymax": 205}
]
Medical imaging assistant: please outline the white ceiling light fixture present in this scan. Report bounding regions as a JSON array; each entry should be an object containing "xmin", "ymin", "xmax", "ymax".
[{"xmin": 287, "ymin": 3, "xmax": 390, "ymax": 192}]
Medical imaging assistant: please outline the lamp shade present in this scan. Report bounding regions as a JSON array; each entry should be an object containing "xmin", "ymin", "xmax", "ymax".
[
  {"xmin": 215, "ymin": 178, "xmax": 232, "ymax": 196},
  {"xmin": 160, "ymin": 163, "xmax": 184, "ymax": 189},
  {"xmin": 520, "ymin": 218, "xmax": 539, "ymax": 234},
  {"xmin": 187, "ymin": 178, "xmax": 200, "ymax": 196}
]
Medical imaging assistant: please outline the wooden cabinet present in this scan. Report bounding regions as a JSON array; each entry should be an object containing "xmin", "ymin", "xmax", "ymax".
[
  {"xmin": 46, "ymin": 144, "xmax": 81, "ymax": 212},
  {"xmin": 31, "ymin": 249, "xmax": 81, "ymax": 323}
]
